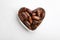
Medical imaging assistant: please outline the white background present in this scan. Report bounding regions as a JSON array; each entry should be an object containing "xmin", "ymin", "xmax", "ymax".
[{"xmin": 0, "ymin": 0, "xmax": 60, "ymax": 40}]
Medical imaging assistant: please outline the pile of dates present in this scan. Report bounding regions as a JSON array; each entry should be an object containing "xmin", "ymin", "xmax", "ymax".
[{"xmin": 18, "ymin": 7, "xmax": 45, "ymax": 30}]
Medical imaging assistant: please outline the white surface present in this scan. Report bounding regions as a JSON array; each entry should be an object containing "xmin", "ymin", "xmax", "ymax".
[{"xmin": 0, "ymin": 0, "xmax": 60, "ymax": 40}]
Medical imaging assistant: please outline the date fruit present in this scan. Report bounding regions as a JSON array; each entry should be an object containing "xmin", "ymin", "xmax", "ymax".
[{"xmin": 18, "ymin": 7, "xmax": 45, "ymax": 30}]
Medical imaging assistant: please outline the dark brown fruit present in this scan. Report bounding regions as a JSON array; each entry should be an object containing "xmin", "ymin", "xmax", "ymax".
[{"xmin": 18, "ymin": 7, "xmax": 45, "ymax": 30}]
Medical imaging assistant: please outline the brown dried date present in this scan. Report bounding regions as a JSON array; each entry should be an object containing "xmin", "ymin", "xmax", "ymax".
[
  {"xmin": 28, "ymin": 17, "xmax": 32, "ymax": 24},
  {"xmin": 32, "ymin": 16, "xmax": 40, "ymax": 20}
]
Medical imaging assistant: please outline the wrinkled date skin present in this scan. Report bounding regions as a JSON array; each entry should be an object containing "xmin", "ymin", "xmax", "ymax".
[{"xmin": 18, "ymin": 7, "xmax": 45, "ymax": 30}]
